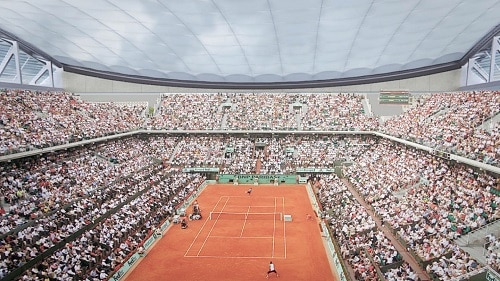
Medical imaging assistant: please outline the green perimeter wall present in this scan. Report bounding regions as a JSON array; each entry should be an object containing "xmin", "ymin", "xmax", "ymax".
[{"xmin": 218, "ymin": 174, "xmax": 298, "ymax": 184}]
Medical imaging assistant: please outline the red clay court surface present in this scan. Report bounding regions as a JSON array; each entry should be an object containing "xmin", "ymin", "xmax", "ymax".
[{"xmin": 124, "ymin": 184, "xmax": 337, "ymax": 281}]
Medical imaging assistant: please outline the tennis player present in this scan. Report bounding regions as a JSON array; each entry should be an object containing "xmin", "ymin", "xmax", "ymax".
[
  {"xmin": 247, "ymin": 187, "xmax": 253, "ymax": 195},
  {"xmin": 266, "ymin": 261, "xmax": 279, "ymax": 278}
]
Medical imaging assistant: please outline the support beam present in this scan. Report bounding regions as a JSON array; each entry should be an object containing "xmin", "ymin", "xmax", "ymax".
[
  {"xmin": 489, "ymin": 36, "xmax": 499, "ymax": 82},
  {"xmin": 12, "ymin": 41, "xmax": 22, "ymax": 84},
  {"xmin": 471, "ymin": 59, "xmax": 489, "ymax": 82},
  {"xmin": 47, "ymin": 60, "xmax": 54, "ymax": 87},
  {"xmin": 0, "ymin": 44, "xmax": 14, "ymax": 77},
  {"xmin": 29, "ymin": 60, "xmax": 51, "ymax": 86}
]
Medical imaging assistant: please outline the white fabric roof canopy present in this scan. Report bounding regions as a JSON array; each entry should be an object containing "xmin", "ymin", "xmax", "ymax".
[{"xmin": 0, "ymin": 0, "xmax": 499, "ymax": 84}]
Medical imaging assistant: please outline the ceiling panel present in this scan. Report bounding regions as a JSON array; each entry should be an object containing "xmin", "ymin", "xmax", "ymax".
[{"xmin": 0, "ymin": 0, "xmax": 498, "ymax": 83}]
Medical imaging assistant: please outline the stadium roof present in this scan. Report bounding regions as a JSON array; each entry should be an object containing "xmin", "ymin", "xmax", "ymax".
[{"xmin": 0, "ymin": 0, "xmax": 499, "ymax": 89}]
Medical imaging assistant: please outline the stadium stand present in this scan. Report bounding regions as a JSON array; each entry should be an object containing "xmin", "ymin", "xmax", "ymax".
[
  {"xmin": 0, "ymin": 89, "xmax": 499, "ymax": 281},
  {"xmin": 0, "ymin": 90, "xmax": 147, "ymax": 156},
  {"xmin": 381, "ymin": 91, "xmax": 499, "ymax": 166}
]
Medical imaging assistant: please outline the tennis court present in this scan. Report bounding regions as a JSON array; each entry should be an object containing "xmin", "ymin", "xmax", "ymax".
[
  {"xmin": 124, "ymin": 184, "xmax": 337, "ymax": 281},
  {"xmin": 184, "ymin": 195, "xmax": 286, "ymax": 259}
]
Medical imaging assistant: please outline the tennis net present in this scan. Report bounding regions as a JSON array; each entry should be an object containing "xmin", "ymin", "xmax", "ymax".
[{"xmin": 209, "ymin": 212, "xmax": 282, "ymax": 221}]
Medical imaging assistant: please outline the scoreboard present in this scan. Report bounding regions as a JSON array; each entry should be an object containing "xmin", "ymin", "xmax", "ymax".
[{"xmin": 379, "ymin": 90, "xmax": 410, "ymax": 104}]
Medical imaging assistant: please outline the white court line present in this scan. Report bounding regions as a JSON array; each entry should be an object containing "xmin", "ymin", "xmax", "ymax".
[
  {"xmin": 185, "ymin": 196, "xmax": 287, "ymax": 259},
  {"xmin": 184, "ymin": 255, "xmax": 286, "ymax": 259},
  {"xmin": 272, "ymin": 197, "xmax": 276, "ymax": 258},
  {"xmin": 196, "ymin": 197, "xmax": 231, "ymax": 256},
  {"xmin": 209, "ymin": 236, "xmax": 273, "ymax": 239},
  {"xmin": 184, "ymin": 196, "xmax": 226, "ymax": 257},
  {"xmin": 242, "ymin": 205, "xmax": 278, "ymax": 208},
  {"xmin": 223, "ymin": 196, "xmax": 277, "ymax": 198},
  {"xmin": 282, "ymin": 197, "xmax": 287, "ymax": 259},
  {"xmin": 239, "ymin": 206, "xmax": 251, "ymax": 237}
]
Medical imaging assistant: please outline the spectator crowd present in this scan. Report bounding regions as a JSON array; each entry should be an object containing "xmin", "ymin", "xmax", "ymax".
[
  {"xmin": 382, "ymin": 91, "xmax": 499, "ymax": 166},
  {"xmin": 0, "ymin": 89, "xmax": 147, "ymax": 156},
  {"xmin": 1, "ymin": 89, "xmax": 498, "ymax": 167},
  {"xmin": 343, "ymin": 139, "xmax": 497, "ymax": 280},
  {"xmin": 0, "ymin": 136, "xmax": 205, "ymax": 280},
  {"xmin": 0, "ymin": 88, "xmax": 498, "ymax": 281}
]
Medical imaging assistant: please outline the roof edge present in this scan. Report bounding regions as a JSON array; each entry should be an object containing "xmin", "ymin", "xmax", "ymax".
[{"xmin": 63, "ymin": 62, "xmax": 460, "ymax": 90}]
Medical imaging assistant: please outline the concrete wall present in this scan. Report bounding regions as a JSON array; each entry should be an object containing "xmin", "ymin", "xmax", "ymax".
[{"xmin": 62, "ymin": 69, "xmax": 462, "ymax": 94}]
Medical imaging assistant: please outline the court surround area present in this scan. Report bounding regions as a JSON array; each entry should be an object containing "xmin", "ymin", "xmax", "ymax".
[{"xmin": 124, "ymin": 184, "xmax": 337, "ymax": 281}]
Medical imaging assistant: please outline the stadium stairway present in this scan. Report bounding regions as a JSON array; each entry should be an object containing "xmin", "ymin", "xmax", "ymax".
[
  {"xmin": 477, "ymin": 111, "xmax": 500, "ymax": 131},
  {"xmin": 94, "ymin": 153, "xmax": 114, "ymax": 165},
  {"xmin": 168, "ymin": 139, "xmax": 184, "ymax": 163},
  {"xmin": 424, "ymin": 106, "xmax": 451, "ymax": 122},
  {"xmin": 219, "ymin": 102, "xmax": 229, "ymax": 130},
  {"xmin": 361, "ymin": 94, "xmax": 373, "ymax": 116},
  {"xmin": 392, "ymin": 178, "xmax": 428, "ymax": 200},
  {"xmin": 287, "ymin": 101, "xmax": 304, "ymax": 130},
  {"xmin": 220, "ymin": 113, "xmax": 228, "ymax": 130},
  {"xmin": 255, "ymin": 155, "xmax": 261, "ymax": 174},
  {"xmin": 454, "ymin": 219, "xmax": 500, "ymax": 265},
  {"xmin": 340, "ymin": 178, "xmax": 432, "ymax": 281},
  {"xmin": 295, "ymin": 111, "xmax": 301, "ymax": 130}
]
